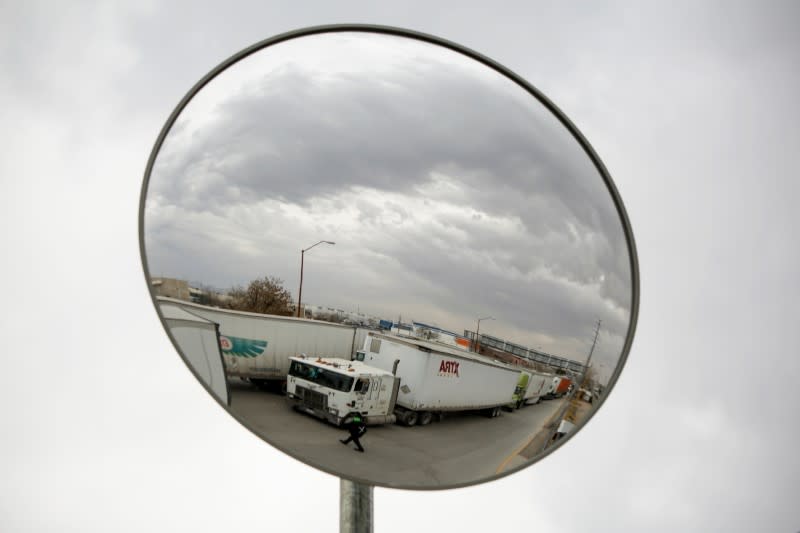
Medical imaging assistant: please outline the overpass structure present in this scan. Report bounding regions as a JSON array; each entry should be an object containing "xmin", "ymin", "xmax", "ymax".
[{"xmin": 463, "ymin": 330, "xmax": 586, "ymax": 375}]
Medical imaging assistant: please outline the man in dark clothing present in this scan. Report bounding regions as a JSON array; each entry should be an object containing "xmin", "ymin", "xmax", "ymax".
[{"xmin": 339, "ymin": 412, "xmax": 367, "ymax": 452}]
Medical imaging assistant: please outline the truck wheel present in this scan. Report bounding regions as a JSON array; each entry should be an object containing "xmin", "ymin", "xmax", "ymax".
[
  {"xmin": 251, "ymin": 379, "xmax": 269, "ymax": 391},
  {"xmin": 418, "ymin": 411, "xmax": 433, "ymax": 426},
  {"xmin": 403, "ymin": 411, "xmax": 418, "ymax": 427}
]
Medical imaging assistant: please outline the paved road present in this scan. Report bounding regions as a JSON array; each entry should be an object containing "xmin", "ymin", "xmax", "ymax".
[{"xmin": 227, "ymin": 379, "xmax": 565, "ymax": 488}]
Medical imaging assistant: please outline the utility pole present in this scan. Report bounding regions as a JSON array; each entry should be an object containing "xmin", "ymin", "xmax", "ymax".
[
  {"xmin": 586, "ymin": 319, "xmax": 601, "ymax": 369},
  {"xmin": 564, "ymin": 319, "xmax": 601, "ymax": 423},
  {"xmin": 543, "ymin": 319, "xmax": 601, "ymax": 451},
  {"xmin": 296, "ymin": 240, "xmax": 334, "ymax": 318}
]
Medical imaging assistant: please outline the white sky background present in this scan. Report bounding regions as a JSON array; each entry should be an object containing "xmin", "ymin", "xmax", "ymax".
[{"xmin": 1, "ymin": 2, "xmax": 799, "ymax": 532}]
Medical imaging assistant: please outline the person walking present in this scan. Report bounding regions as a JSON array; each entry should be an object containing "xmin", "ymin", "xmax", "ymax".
[{"xmin": 339, "ymin": 412, "xmax": 367, "ymax": 452}]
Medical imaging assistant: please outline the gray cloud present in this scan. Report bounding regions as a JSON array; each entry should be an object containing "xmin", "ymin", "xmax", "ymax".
[
  {"xmin": 5, "ymin": 1, "xmax": 800, "ymax": 532},
  {"xmin": 144, "ymin": 31, "xmax": 633, "ymax": 365}
]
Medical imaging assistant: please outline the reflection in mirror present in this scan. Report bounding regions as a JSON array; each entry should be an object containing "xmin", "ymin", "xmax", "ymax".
[{"xmin": 141, "ymin": 28, "xmax": 636, "ymax": 490}]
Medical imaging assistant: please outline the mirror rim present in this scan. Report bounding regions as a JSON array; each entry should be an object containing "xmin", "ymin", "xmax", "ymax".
[{"xmin": 138, "ymin": 23, "xmax": 641, "ymax": 491}]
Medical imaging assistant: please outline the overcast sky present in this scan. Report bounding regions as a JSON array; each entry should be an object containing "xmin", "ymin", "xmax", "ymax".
[
  {"xmin": 143, "ymin": 30, "xmax": 632, "ymax": 379},
  {"xmin": 2, "ymin": 2, "xmax": 799, "ymax": 532}
]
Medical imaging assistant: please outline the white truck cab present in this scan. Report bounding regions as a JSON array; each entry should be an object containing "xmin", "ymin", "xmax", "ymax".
[{"xmin": 286, "ymin": 355, "xmax": 399, "ymax": 426}]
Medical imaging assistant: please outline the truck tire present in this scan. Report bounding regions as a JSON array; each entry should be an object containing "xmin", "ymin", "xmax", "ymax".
[
  {"xmin": 251, "ymin": 378, "xmax": 270, "ymax": 391},
  {"xmin": 402, "ymin": 410, "xmax": 419, "ymax": 427},
  {"xmin": 418, "ymin": 411, "xmax": 433, "ymax": 426}
]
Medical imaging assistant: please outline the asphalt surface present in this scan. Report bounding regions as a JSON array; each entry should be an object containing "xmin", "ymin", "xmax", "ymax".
[{"xmin": 227, "ymin": 379, "xmax": 565, "ymax": 489}]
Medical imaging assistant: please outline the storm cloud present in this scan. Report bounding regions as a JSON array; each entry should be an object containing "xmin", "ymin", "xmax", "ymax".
[{"xmin": 144, "ymin": 31, "xmax": 633, "ymax": 378}]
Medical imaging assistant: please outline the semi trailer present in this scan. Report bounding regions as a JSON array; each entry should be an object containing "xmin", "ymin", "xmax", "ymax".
[
  {"xmin": 354, "ymin": 332, "xmax": 523, "ymax": 426},
  {"xmin": 159, "ymin": 299, "xmax": 230, "ymax": 406},
  {"xmin": 156, "ymin": 297, "xmax": 369, "ymax": 390},
  {"xmin": 522, "ymin": 372, "xmax": 550, "ymax": 406},
  {"xmin": 507, "ymin": 370, "xmax": 551, "ymax": 409},
  {"xmin": 543, "ymin": 375, "xmax": 573, "ymax": 399}
]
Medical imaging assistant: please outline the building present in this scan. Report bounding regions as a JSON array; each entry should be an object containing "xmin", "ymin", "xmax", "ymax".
[
  {"xmin": 151, "ymin": 277, "xmax": 231, "ymax": 305},
  {"xmin": 151, "ymin": 277, "xmax": 191, "ymax": 301}
]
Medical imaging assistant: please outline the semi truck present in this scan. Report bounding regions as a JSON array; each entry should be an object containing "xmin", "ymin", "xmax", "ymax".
[
  {"xmin": 526, "ymin": 372, "xmax": 553, "ymax": 405},
  {"xmin": 287, "ymin": 332, "xmax": 523, "ymax": 427},
  {"xmin": 286, "ymin": 355, "xmax": 400, "ymax": 426},
  {"xmin": 507, "ymin": 371, "xmax": 551, "ymax": 409},
  {"xmin": 543, "ymin": 375, "xmax": 573, "ymax": 399},
  {"xmin": 355, "ymin": 332, "xmax": 522, "ymax": 426},
  {"xmin": 156, "ymin": 296, "xmax": 369, "ymax": 390}
]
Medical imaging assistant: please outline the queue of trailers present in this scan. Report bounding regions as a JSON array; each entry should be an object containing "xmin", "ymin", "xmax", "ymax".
[
  {"xmin": 158, "ymin": 297, "xmax": 570, "ymax": 428},
  {"xmin": 287, "ymin": 332, "xmax": 561, "ymax": 427}
]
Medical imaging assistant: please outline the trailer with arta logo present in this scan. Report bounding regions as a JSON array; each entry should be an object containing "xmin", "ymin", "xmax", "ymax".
[
  {"xmin": 354, "ymin": 332, "xmax": 523, "ymax": 426},
  {"xmin": 155, "ymin": 296, "xmax": 369, "ymax": 391}
]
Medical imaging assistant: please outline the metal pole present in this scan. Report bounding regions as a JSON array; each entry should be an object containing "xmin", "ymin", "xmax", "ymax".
[
  {"xmin": 297, "ymin": 249, "xmax": 305, "ymax": 317},
  {"xmin": 340, "ymin": 479, "xmax": 373, "ymax": 533},
  {"xmin": 296, "ymin": 240, "xmax": 335, "ymax": 318}
]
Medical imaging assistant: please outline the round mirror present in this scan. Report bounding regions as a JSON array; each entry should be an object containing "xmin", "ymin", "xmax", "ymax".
[{"xmin": 140, "ymin": 25, "xmax": 638, "ymax": 490}]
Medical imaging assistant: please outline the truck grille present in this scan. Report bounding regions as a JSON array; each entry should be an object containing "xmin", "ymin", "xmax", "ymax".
[{"xmin": 296, "ymin": 386, "xmax": 327, "ymax": 411}]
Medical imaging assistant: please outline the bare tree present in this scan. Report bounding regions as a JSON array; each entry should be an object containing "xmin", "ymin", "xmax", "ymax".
[{"xmin": 228, "ymin": 276, "xmax": 294, "ymax": 316}]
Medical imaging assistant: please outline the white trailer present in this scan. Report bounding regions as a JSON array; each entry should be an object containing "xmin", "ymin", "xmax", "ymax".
[
  {"xmin": 522, "ymin": 372, "xmax": 550, "ymax": 406},
  {"xmin": 159, "ymin": 299, "xmax": 230, "ymax": 406},
  {"xmin": 156, "ymin": 297, "xmax": 369, "ymax": 389},
  {"xmin": 286, "ymin": 356, "xmax": 400, "ymax": 426},
  {"xmin": 543, "ymin": 375, "xmax": 573, "ymax": 399},
  {"xmin": 356, "ymin": 332, "xmax": 523, "ymax": 426}
]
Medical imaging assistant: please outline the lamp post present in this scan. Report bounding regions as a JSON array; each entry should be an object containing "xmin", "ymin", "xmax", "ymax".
[
  {"xmin": 474, "ymin": 315, "xmax": 494, "ymax": 353},
  {"xmin": 297, "ymin": 240, "xmax": 335, "ymax": 318}
]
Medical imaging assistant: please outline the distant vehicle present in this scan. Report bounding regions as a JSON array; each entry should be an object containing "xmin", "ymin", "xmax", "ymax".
[
  {"xmin": 507, "ymin": 370, "xmax": 550, "ymax": 410},
  {"xmin": 553, "ymin": 419, "xmax": 576, "ymax": 442},
  {"xmin": 507, "ymin": 372, "xmax": 532, "ymax": 410},
  {"xmin": 156, "ymin": 297, "xmax": 369, "ymax": 391},
  {"xmin": 522, "ymin": 371, "xmax": 551, "ymax": 406},
  {"xmin": 543, "ymin": 376, "xmax": 573, "ymax": 399}
]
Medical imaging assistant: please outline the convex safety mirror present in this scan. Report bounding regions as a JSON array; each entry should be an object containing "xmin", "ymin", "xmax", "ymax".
[{"xmin": 140, "ymin": 25, "xmax": 639, "ymax": 490}]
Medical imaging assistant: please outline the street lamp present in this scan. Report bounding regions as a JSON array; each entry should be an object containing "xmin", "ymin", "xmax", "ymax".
[
  {"xmin": 297, "ymin": 240, "xmax": 335, "ymax": 318},
  {"xmin": 474, "ymin": 315, "xmax": 494, "ymax": 352}
]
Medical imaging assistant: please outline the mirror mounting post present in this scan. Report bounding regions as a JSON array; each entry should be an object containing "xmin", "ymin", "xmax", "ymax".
[{"xmin": 340, "ymin": 479, "xmax": 373, "ymax": 533}]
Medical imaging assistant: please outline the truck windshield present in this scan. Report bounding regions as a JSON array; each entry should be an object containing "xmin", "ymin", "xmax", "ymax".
[{"xmin": 289, "ymin": 360, "xmax": 355, "ymax": 393}]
